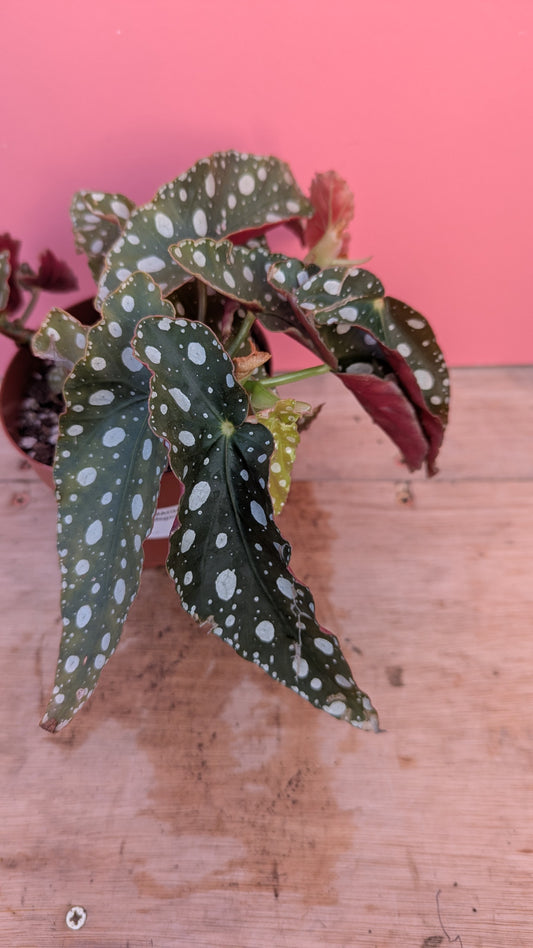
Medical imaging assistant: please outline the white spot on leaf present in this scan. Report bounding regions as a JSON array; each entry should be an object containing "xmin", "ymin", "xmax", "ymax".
[
  {"xmin": 102, "ymin": 427, "xmax": 126, "ymax": 447},
  {"xmin": 189, "ymin": 480, "xmax": 211, "ymax": 510},
  {"xmin": 137, "ymin": 255, "xmax": 166, "ymax": 272},
  {"xmin": 169, "ymin": 387, "xmax": 191, "ymax": 411},
  {"xmin": 187, "ymin": 342, "xmax": 206, "ymax": 365},
  {"xmin": 192, "ymin": 209, "xmax": 208, "ymax": 237},
  {"xmin": 215, "ymin": 569, "xmax": 237, "ymax": 601},
  {"xmin": 250, "ymin": 500, "xmax": 267, "ymax": 526},
  {"xmin": 255, "ymin": 620, "xmax": 275, "ymax": 643},
  {"xmin": 155, "ymin": 212, "xmax": 174, "ymax": 238},
  {"xmin": 77, "ymin": 467, "xmax": 97, "ymax": 486},
  {"xmin": 85, "ymin": 520, "xmax": 103, "ymax": 545}
]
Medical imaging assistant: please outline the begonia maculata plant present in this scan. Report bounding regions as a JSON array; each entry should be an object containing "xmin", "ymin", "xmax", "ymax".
[{"xmin": 1, "ymin": 151, "xmax": 450, "ymax": 734}]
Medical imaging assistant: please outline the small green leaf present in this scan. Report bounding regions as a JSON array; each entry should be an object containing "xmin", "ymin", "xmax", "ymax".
[
  {"xmin": 40, "ymin": 273, "xmax": 175, "ymax": 732},
  {"xmin": 32, "ymin": 306, "xmax": 90, "ymax": 364},
  {"xmin": 31, "ymin": 307, "xmax": 92, "ymax": 395},
  {"xmin": 0, "ymin": 250, "xmax": 11, "ymax": 311},
  {"xmin": 132, "ymin": 315, "xmax": 378, "ymax": 731},
  {"xmin": 70, "ymin": 191, "xmax": 135, "ymax": 280},
  {"xmin": 98, "ymin": 151, "xmax": 312, "ymax": 307}
]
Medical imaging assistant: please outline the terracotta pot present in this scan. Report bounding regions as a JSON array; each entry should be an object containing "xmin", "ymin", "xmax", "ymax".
[{"xmin": 0, "ymin": 299, "xmax": 183, "ymax": 569}]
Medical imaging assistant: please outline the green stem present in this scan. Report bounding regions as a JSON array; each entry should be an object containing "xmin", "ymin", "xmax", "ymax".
[
  {"xmin": 227, "ymin": 310, "xmax": 256, "ymax": 358},
  {"xmin": 260, "ymin": 363, "xmax": 331, "ymax": 388}
]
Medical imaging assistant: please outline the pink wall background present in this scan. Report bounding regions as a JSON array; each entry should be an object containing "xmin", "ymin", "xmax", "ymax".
[{"xmin": 1, "ymin": 0, "xmax": 532, "ymax": 374}]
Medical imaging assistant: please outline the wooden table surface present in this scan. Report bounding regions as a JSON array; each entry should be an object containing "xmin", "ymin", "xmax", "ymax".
[{"xmin": 1, "ymin": 366, "xmax": 532, "ymax": 947}]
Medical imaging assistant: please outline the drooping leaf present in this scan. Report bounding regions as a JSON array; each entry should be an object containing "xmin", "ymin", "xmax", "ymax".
[
  {"xmin": 40, "ymin": 273, "xmax": 175, "ymax": 732},
  {"xmin": 70, "ymin": 191, "xmax": 136, "ymax": 280},
  {"xmin": 269, "ymin": 259, "xmax": 449, "ymax": 474},
  {"xmin": 304, "ymin": 170, "xmax": 355, "ymax": 266},
  {"xmin": 97, "ymin": 151, "xmax": 313, "ymax": 307},
  {"xmin": 257, "ymin": 398, "xmax": 311, "ymax": 515},
  {"xmin": 132, "ymin": 315, "xmax": 378, "ymax": 731},
  {"xmin": 320, "ymin": 296, "xmax": 449, "ymax": 473},
  {"xmin": 18, "ymin": 249, "xmax": 78, "ymax": 294}
]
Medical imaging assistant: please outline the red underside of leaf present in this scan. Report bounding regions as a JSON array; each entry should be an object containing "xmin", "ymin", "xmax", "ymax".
[{"xmin": 338, "ymin": 372, "xmax": 429, "ymax": 472}]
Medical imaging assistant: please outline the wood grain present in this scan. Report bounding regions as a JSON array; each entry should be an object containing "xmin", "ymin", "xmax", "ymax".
[{"xmin": 1, "ymin": 367, "xmax": 532, "ymax": 947}]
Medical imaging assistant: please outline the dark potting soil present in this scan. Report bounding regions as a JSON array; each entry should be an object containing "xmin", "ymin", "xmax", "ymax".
[{"xmin": 16, "ymin": 359, "xmax": 63, "ymax": 467}]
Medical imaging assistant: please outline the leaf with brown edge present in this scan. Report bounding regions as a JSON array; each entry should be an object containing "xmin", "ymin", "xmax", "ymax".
[{"xmin": 233, "ymin": 339, "xmax": 271, "ymax": 381}]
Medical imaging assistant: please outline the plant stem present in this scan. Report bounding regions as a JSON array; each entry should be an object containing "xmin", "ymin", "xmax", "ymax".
[
  {"xmin": 259, "ymin": 363, "xmax": 331, "ymax": 388},
  {"xmin": 0, "ymin": 315, "xmax": 34, "ymax": 347},
  {"xmin": 227, "ymin": 310, "xmax": 256, "ymax": 358},
  {"xmin": 196, "ymin": 280, "xmax": 207, "ymax": 322},
  {"xmin": 17, "ymin": 288, "xmax": 41, "ymax": 326}
]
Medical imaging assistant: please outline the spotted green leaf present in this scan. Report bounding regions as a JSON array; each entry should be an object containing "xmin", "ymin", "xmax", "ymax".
[
  {"xmin": 170, "ymin": 236, "xmax": 288, "ymax": 314},
  {"xmin": 31, "ymin": 307, "xmax": 91, "ymax": 395},
  {"xmin": 170, "ymin": 236, "xmax": 322, "ymax": 352},
  {"xmin": 97, "ymin": 151, "xmax": 312, "ymax": 308},
  {"xmin": 70, "ymin": 190, "xmax": 136, "ymax": 280},
  {"xmin": 0, "ymin": 250, "xmax": 10, "ymax": 311},
  {"xmin": 269, "ymin": 258, "xmax": 449, "ymax": 474},
  {"xmin": 132, "ymin": 316, "xmax": 378, "ymax": 730},
  {"xmin": 323, "ymin": 298, "xmax": 449, "ymax": 473},
  {"xmin": 283, "ymin": 264, "xmax": 384, "ymax": 317},
  {"xmin": 31, "ymin": 306, "xmax": 90, "ymax": 380},
  {"xmin": 40, "ymin": 273, "xmax": 174, "ymax": 732},
  {"xmin": 258, "ymin": 398, "xmax": 310, "ymax": 515}
]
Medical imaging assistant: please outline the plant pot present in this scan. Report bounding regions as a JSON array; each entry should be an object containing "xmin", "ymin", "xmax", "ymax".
[{"xmin": 0, "ymin": 299, "xmax": 184, "ymax": 569}]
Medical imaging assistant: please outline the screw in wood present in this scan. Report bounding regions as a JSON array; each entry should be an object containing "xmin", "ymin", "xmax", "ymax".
[{"xmin": 65, "ymin": 906, "xmax": 87, "ymax": 930}]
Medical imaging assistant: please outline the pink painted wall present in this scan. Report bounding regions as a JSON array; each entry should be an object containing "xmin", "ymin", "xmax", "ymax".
[{"xmin": 1, "ymin": 0, "xmax": 532, "ymax": 374}]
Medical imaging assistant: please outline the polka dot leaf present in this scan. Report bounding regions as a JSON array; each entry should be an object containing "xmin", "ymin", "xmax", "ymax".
[
  {"xmin": 269, "ymin": 259, "xmax": 449, "ymax": 475},
  {"xmin": 70, "ymin": 190, "xmax": 136, "ymax": 280},
  {"xmin": 40, "ymin": 272, "xmax": 175, "ymax": 732},
  {"xmin": 170, "ymin": 237, "xmax": 297, "ymax": 326},
  {"xmin": 98, "ymin": 151, "xmax": 312, "ymax": 308},
  {"xmin": 32, "ymin": 306, "xmax": 90, "ymax": 367},
  {"xmin": 132, "ymin": 315, "xmax": 378, "ymax": 731},
  {"xmin": 276, "ymin": 263, "xmax": 385, "ymax": 317}
]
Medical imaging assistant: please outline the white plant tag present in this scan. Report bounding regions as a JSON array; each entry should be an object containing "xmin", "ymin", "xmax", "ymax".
[{"xmin": 148, "ymin": 504, "xmax": 179, "ymax": 540}]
